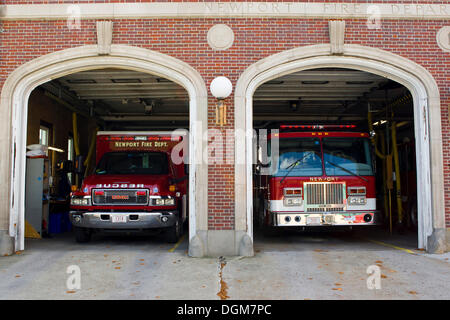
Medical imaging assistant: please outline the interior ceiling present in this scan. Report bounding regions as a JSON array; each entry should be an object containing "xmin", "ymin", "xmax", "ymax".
[
  {"xmin": 253, "ymin": 68, "xmax": 413, "ymax": 127},
  {"xmin": 41, "ymin": 68, "xmax": 190, "ymax": 130},
  {"xmin": 39, "ymin": 67, "xmax": 413, "ymax": 130}
]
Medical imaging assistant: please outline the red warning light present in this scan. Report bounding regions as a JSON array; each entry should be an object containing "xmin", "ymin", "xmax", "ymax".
[{"xmin": 280, "ymin": 124, "xmax": 357, "ymax": 130}]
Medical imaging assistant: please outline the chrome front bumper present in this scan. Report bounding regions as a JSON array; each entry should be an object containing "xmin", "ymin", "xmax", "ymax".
[
  {"xmin": 273, "ymin": 211, "xmax": 380, "ymax": 226},
  {"xmin": 70, "ymin": 211, "xmax": 178, "ymax": 229}
]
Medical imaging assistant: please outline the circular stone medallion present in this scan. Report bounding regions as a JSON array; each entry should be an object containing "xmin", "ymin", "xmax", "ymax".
[
  {"xmin": 207, "ymin": 24, "xmax": 235, "ymax": 51},
  {"xmin": 436, "ymin": 26, "xmax": 450, "ymax": 52}
]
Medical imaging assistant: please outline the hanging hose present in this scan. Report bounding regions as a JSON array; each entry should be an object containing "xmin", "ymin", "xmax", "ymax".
[
  {"xmin": 379, "ymin": 131, "xmax": 389, "ymax": 227},
  {"xmin": 368, "ymin": 111, "xmax": 405, "ymax": 232},
  {"xmin": 368, "ymin": 111, "xmax": 394, "ymax": 233},
  {"xmin": 391, "ymin": 121, "xmax": 403, "ymax": 225},
  {"xmin": 72, "ymin": 112, "xmax": 80, "ymax": 157},
  {"xmin": 386, "ymin": 153, "xmax": 393, "ymax": 234},
  {"xmin": 72, "ymin": 112, "xmax": 81, "ymax": 187},
  {"xmin": 368, "ymin": 111, "xmax": 393, "ymax": 159},
  {"xmin": 84, "ymin": 127, "xmax": 99, "ymax": 177}
]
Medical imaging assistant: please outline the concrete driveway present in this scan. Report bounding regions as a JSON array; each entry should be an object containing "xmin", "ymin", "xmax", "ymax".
[{"xmin": 0, "ymin": 228, "xmax": 449, "ymax": 300}]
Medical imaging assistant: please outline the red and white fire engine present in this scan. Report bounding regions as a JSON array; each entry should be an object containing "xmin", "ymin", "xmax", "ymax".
[
  {"xmin": 255, "ymin": 124, "xmax": 379, "ymax": 230},
  {"xmin": 70, "ymin": 131, "xmax": 188, "ymax": 243}
]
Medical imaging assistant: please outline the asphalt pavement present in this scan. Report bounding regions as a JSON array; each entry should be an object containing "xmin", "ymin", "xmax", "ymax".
[{"xmin": 0, "ymin": 227, "xmax": 449, "ymax": 300}]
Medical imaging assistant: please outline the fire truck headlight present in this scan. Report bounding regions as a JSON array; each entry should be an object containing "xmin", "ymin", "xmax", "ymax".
[
  {"xmin": 284, "ymin": 197, "xmax": 302, "ymax": 207},
  {"xmin": 348, "ymin": 196, "xmax": 366, "ymax": 205},
  {"xmin": 164, "ymin": 198, "xmax": 175, "ymax": 206},
  {"xmin": 284, "ymin": 188, "xmax": 302, "ymax": 197},
  {"xmin": 152, "ymin": 198, "xmax": 175, "ymax": 206},
  {"xmin": 70, "ymin": 197, "xmax": 91, "ymax": 206}
]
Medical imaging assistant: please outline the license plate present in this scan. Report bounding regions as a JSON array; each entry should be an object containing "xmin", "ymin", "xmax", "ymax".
[
  {"xmin": 306, "ymin": 216, "xmax": 321, "ymax": 225},
  {"xmin": 111, "ymin": 215, "xmax": 127, "ymax": 223},
  {"xmin": 112, "ymin": 195, "xmax": 129, "ymax": 200}
]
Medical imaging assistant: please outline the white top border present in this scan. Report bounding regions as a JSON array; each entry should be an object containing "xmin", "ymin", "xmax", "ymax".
[{"xmin": 0, "ymin": 3, "xmax": 449, "ymax": 20}]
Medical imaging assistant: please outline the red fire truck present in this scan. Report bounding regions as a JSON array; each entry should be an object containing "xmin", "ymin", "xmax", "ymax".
[
  {"xmin": 70, "ymin": 131, "xmax": 188, "ymax": 243},
  {"xmin": 255, "ymin": 125, "xmax": 379, "ymax": 231}
]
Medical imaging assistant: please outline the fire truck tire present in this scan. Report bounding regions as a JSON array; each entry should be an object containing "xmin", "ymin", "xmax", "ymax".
[
  {"xmin": 257, "ymin": 198, "xmax": 265, "ymax": 228},
  {"xmin": 262, "ymin": 226, "xmax": 278, "ymax": 237},
  {"xmin": 165, "ymin": 218, "xmax": 181, "ymax": 243},
  {"xmin": 74, "ymin": 227, "xmax": 91, "ymax": 243}
]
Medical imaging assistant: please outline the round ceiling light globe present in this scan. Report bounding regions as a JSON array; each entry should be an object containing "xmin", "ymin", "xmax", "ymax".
[{"xmin": 210, "ymin": 76, "xmax": 233, "ymax": 99}]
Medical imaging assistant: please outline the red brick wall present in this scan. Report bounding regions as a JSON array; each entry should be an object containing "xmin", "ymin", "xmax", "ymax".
[{"xmin": 0, "ymin": 17, "xmax": 449, "ymax": 229}]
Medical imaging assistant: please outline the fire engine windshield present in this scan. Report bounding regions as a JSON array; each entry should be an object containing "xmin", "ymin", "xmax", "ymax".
[
  {"xmin": 272, "ymin": 138, "xmax": 323, "ymax": 177},
  {"xmin": 95, "ymin": 152, "xmax": 169, "ymax": 175},
  {"xmin": 323, "ymin": 138, "xmax": 373, "ymax": 176}
]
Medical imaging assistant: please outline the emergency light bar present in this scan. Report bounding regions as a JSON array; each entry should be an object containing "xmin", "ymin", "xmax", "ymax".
[{"xmin": 280, "ymin": 124, "xmax": 357, "ymax": 130}]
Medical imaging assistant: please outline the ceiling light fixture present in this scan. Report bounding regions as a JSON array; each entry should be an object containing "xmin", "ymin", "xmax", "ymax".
[
  {"xmin": 142, "ymin": 99, "xmax": 155, "ymax": 115},
  {"xmin": 301, "ymin": 81, "xmax": 329, "ymax": 85},
  {"xmin": 290, "ymin": 99, "xmax": 301, "ymax": 112},
  {"xmin": 111, "ymin": 78, "xmax": 141, "ymax": 83},
  {"xmin": 66, "ymin": 79, "xmax": 96, "ymax": 84}
]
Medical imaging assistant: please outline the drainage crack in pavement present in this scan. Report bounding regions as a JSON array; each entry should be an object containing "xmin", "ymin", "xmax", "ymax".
[{"xmin": 216, "ymin": 256, "xmax": 229, "ymax": 300}]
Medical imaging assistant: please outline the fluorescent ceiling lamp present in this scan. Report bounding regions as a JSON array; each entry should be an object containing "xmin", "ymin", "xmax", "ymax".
[
  {"xmin": 48, "ymin": 146, "xmax": 65, "ymax": 153},
  {"xmin": 373, "ymin": 120, "xmax": 387, "ymax": 126}
]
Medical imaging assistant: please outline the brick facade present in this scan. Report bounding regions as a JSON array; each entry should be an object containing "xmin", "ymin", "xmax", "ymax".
[{"xmin": 0, "ymin": 5, "xmax": 449, "ymax": 230}]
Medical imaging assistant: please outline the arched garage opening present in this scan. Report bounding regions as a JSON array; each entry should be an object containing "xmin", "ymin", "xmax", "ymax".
[
  {"xmin": 235, "ymin": 44, "xmax": 446, "ymax": 254},
  {"xmin": 1, "ymin": 45, "xmax": 208, "ymax": 255}
]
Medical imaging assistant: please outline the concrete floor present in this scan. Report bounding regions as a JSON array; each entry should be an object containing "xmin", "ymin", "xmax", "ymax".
[{"xmin": 0, "ymin": 227, "xmax": 449, "ymax": 300}]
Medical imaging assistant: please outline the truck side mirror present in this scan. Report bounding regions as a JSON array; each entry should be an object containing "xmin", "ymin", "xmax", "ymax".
[{"xmin": 257, "ymin": 161, "xmax": 270, "ymax": 169}]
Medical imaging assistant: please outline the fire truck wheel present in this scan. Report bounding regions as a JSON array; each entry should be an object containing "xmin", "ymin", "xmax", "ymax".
[
  {"xmin": 257, "ymin": 198, "xmax": 265, "ymax": 228},
  {"xmin": 165, "ymin": 219, "xmax": 181, "ymax": 243},
  {"xmin": 74, "ymin": 227, "xmax": 91, "ymax": 243},
  {"xmin": 262, "ymin": 225, "xmax": 278, "ymax": 237}
]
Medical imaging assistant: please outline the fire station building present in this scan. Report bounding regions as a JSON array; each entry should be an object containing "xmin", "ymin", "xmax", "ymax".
[{"xmin": 0, "ymin": 1, "xmax": 449, "ymax": 257}]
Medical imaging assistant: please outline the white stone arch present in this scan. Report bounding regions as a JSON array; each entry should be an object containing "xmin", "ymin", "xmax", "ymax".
[
  {"xmin": 0, "ymin": 45, "xmax": 209, "ymax": 256},
  {"xmin": 235, "ymin": 44, "xmax": 446, "ymax": 253}
]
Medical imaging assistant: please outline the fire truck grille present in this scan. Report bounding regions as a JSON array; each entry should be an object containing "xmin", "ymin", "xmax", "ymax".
[
  {"xmin": 92, "ymin": 189, "xmax": 148, "ymax": 205},
  {"xmin": 305, "ymin": 183, "xmax": 345, "ymax": 212}
]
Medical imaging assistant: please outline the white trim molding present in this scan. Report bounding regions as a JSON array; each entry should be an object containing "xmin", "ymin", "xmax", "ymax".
[
  {"xmin": 235, "ymin": 44, "xmax": 446, "ymax": 253},
  {"xmin": 328, "ymin": 20, "xmax": 346, "ymax": 54},
  {"xmin": 0, "ymin": 45, "xmax": 209, "ymax": 256},
  {"xmin": 1, "ymin": 3, "xmax": 449, "ymax": 20},
  {"xmin": 96, "ymin": 21, "xmax": 113, "ymax": 55}
]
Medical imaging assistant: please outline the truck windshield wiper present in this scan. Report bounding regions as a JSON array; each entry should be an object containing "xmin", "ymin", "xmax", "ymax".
[
  {"xmin": 279, "ymin": 153, "xmax": 311, "ymax": 184},
  {"xmin": 325, "ymin": 160, "xmax": 368, "ymax": 182}
]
